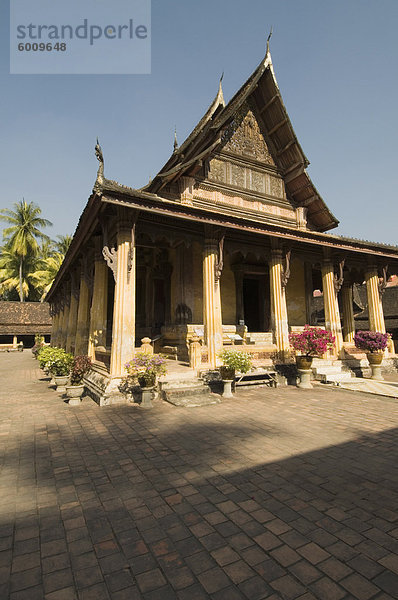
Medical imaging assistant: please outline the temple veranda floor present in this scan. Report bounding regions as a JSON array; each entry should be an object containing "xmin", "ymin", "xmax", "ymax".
[{"xmin": 1, "ymin": 352, "xmax": 398, "ymax": 600}]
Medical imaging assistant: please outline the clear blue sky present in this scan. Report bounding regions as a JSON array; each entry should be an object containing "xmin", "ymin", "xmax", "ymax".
[{"xmin": 1, "ymin": 0, "xmax": 398, "ymax": 244}]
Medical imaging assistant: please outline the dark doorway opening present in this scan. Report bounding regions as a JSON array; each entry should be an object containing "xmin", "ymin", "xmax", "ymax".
[
  {"xmin": 153, "ymin": 279, "xmax": 166, "ymax": 334},
  {"xmin": 243, "ymin": 278, "xmax": 261, "ymax": 331}
]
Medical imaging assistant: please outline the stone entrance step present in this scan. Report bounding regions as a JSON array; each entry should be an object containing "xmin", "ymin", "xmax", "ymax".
[
  {"xmin": 246, "ymin": 332, "xmax": 273, "ymax": 345},
  {"xmin": 312, "ymin": 359, "xmax": 355, "ymax": 385},
  {"xmin": 159, "ymin": 370, "xmax": 220, "ymax": 407},
  {"xmin": 162, "ymin": 385, "xmax": 221, "ymax": 407}
]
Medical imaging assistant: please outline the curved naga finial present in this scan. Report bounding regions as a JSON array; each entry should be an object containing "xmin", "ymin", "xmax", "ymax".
[
  {"xmin": 281, "ymin": 249, "xmax": 291, "ymax": 289},
  {"xmin": 173, "ymin": 126, "xmax": 179, "ymax": 152},
  {"xmin": 378, "ymin": 265, "xmax": 388, "ymax": 296},
  {"xmin": 214, "ymin": 234, "xmax": 225, "ymax": 283},
  {"xmin": 334, "ymin": 259, "xmax": 345, "ymax": 293},
  {"xmin": 102, "ymin": 245, "xmax": 117, "ymax": 282},
  {"xmin": 94, "ymin": 137, "xmax": 104, "ymax": 187}
]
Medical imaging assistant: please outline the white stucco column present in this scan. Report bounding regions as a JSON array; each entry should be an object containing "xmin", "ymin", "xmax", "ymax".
[
  {"xmin": 321, "ymin": 260, "xmax": 343, "ymax": 356},
  {"xmin": 269, "ymin": 249, "xmax": 290, "ymax": 358},
  {"xmin": 110, "ymin": 228, "xmax": 136, "ymax": 376},
  {"xmin": 203, "ymin": 236, "xmax": 223, "ymax": 368}
]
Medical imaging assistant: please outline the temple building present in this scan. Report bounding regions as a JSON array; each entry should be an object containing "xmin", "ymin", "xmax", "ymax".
[
  {"xmin": 46, "ymin": 46, "xmax": 398, "ymax": 403},
  {"xmin": 0, "ymin": 301, "xmax": 52, "ymax": 349}
]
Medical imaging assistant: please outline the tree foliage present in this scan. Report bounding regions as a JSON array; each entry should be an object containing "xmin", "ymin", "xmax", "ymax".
[{"xmin": 0, "ymin": 199, "xmax": 72, "ymax": 302}]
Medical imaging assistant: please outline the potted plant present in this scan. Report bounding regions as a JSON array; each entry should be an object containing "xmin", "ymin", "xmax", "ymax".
[
  {"xmin": 37, "ymin": 346, "xmax": 56, "ymax": 370},
  {"xmin": 65, "ymin": 355, "xmax": 92, "ymax": 404},
  {"xmin": 218, "ymin": 350, "xmax": 253, "ymax": 397},
  {"xmin": 354, "ymin": 330, "xmax": 388, "ymax": 380},
  {"xmin": 32, "ymin": 334, "xmax": 45, "ymax": 358},
  {"xmin": 37, "ymin": 346, "xmax": 59, "ymax": 382},
  {"xmin": 289, "ymin": 326, "xmax": 335, "ymax": 388},
  {"xmin": 47, "ymin": 349, "xmax": 74, "ymax": 392},
  {"xmin": 124, "ymin": 352, "xmax": 167, "ymax": 407}
]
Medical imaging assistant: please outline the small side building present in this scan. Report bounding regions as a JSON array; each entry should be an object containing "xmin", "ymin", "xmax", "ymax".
[{"xmin": 0, "ymin": 301, "xmax": 52, "ymax": 348}]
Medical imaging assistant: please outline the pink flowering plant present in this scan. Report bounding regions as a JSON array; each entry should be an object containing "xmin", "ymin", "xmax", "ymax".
[
  {"xmin": 354, "ymin": 331, "xmax": 388, "ymax": 353},
  {"xmin": 289, "ymin": 326, "xmax": 335, "ymax": 357},
  {"xmin": 70, "ymin": 355, "xmax": 92, "ymax": 385},
  {"xmin": 125, "ymin": 352, "xmax": 167, "ymax": 387}
]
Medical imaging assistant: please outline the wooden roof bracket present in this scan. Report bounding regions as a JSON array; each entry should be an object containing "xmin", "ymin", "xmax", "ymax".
[
  {"xmin": 267, "ymin": 118, "xmax": 288, "ymax": 136},
  {"xmin": 260, "ymin": 94, "xmax": 279, "ymax": 113},
  {"xmin": 276, "ymin": 139, "xmax": 296, "ymax": 156}
]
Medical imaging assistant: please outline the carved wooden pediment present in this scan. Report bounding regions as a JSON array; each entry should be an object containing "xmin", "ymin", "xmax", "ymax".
[{"xmin": 222, "ymin": 104, "xmax": 275, "ymax": 165}]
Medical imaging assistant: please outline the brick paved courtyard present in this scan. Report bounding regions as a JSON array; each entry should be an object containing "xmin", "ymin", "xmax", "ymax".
[{"xmin": 1, "ymin": 353, "xmax": 398, "ymax": 600}]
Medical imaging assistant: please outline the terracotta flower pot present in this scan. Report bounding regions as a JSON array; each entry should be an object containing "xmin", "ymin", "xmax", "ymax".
[
  {"xmin": 296, "ymin": 355, "xmax": 313, "ymax": 370},
  {"xmin": 367, "ymin": 352, "xmax": 383, "ymax": 366},
  {"xmin": 367, "ymin": 352, "xmax": 384, "ymax": 381}
]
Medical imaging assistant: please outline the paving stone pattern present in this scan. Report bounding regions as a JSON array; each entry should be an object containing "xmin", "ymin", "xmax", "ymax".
[{"xmin": 1, "ymin": 352, "xmax": 398, "ymax": 599}]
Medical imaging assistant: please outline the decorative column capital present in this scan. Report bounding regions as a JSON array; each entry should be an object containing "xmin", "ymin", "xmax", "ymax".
[
  {"xmin": 270, "ymin": 248, "xmax": 291, "ymax": 289},
  {"xmin": 64, "ymin": 283, "xmax": 71, "ymax": 308},
  {"xmin": 93, "ymin": 235, "xmax": 104, "ymax": 262},
  {"xmin": 322, "ymin": 258, "xmax": 333, "ymax": 269},
  {"xmin": 204, "ymin": 226, "xmax": 225, "ymax": 283},
  {"xmin": 270, "ymin": 248, "xmax": 283, "ymax": 260},
  {"xmin": 81, "ymin": 254, "xmax": 94, "ymax": 292},
  {"xmin": 70, "ymin": 269, "xmax": 80, "ymax": 301}
]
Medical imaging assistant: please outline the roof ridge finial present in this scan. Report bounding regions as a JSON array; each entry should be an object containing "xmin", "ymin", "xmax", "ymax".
[
  {"xmin": 94, "ymin": 137, "xmax": 104, "ymax": 189},
  {"xmin": 218, "ymin": 72, "xmax": 225, "ymax": 106},
  {"xmin": 173, "ymin": 126, "xmax": 179, "ymax": 152},
  {"xmin": 266, "ymin": 26, "xmax": 273, "ymax": 55}
]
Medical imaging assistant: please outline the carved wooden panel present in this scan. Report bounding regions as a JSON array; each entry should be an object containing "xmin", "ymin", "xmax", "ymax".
[
  {"xmin": 208, "ymin": 158, "xmax": 225, "ymax": 183},
  {"xmin": 230, "ymin": 163, "xmax": 245, "ymax": 189},
  {"xmin": 251, "ymin": 170, "xmax": 265, "ymax": 194},
  {"xmin": 222, "ymin": 104, "xmax": 275, "ymax": 165},
  {"xmin": 270, "ymin": 176, "xmax": 283, "ymax": 198}
]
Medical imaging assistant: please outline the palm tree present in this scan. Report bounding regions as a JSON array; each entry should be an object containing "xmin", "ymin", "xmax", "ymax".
[
  {"xmin": 38, "ymin": 238, "xmax": 56, "ymax": 260},
  {"xmin": 54, "ymin": 234, "xmax": 72, "ymax": 255},
  {"xmin": 0, "ymin": 243, "xmax": 41, "ymax": 301},
  {"xmin": 0, "ymin": 199, "xmax": 52, "ymax": 301},
  {"xmin": 31, "ymin": 251, "xmax": 65, "ymax": 301}
]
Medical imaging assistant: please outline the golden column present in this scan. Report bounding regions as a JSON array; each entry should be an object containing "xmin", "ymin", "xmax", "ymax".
[
  {"xmin": 365, "ymin": 266, "xmax": 386, "ymax": 333},
  {"xmin": 66, "ymin": 275, "xmax": 79, "ymax": 354},
  {"xmin": 54, "ymin": 310, "xmax": 62, "ymax": 347},
  {"xmin": 55, "ymin": 309, "xmax": 64, "ymax": 347},
  {"xmin": 59, "ymin": 305, "xmax": 69, "ymax": 350},
  {"xmin": 51, "ymin": 310, "xmax": 60, "ymax": 346},
  {"xmin": 63, "ymin": 302, "xmax": 71, "ymax": 350},
  {"xmin": 109, "ymin": 227, "xmax": 136, "ymax": 376},
  {"xmin": 74, "ymin": 273, "xmax": 91, "ymax": 356},
  {"xmin": 88, "ymin": 251, "xmax": 108, "ymax": 361},
  {"xmin": 342, "ymin": 282, "xmax": 355, "ymax": 343},
  {"xmin": 321, "ymin": 260, "xmax": 343, "ymax": 356},
  {"xmin": 269, "ymin": 249, "xmax": 290, "ymax": 358},
  {"xmin": 203, "ymin": 233, "xmax": 223, "ymax": 368}
]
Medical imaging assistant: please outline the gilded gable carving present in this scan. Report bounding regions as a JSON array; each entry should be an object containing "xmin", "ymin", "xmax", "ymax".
[{"xmin": 222, "ymin": 104, "xmax": 275, "ymax": 165}]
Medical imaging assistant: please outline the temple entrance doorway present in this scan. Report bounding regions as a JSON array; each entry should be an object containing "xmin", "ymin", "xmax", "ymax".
[
  {"xmin": 243, "ymin": 278, "xmax": 261, "ymax": 331},
  {"xmin": 153, "ymin": 279, "xmax": 166, "ymax": 334}
]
